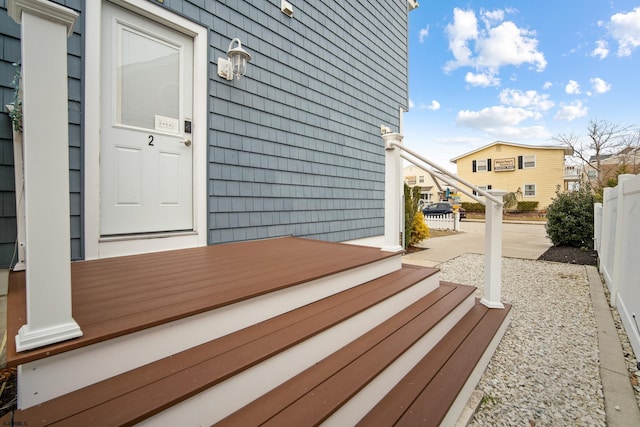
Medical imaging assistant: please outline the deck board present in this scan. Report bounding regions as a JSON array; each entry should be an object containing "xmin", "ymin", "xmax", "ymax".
[{"xmin": 5, "ymin": 237, "xmax": 399, "ymax": 366}]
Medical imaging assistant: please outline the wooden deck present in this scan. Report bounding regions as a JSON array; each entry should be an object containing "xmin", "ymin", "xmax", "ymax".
[
  {"xmin": 2, "ymin": 264, "xmax": 440, "ymax": 425},
  {"xmin": 5, "ymin": 237, "xmax": 398, "ymax": 366},
  {"xmin": 1, "ymin": 236, "xmax": 512, "ymax": 426}
]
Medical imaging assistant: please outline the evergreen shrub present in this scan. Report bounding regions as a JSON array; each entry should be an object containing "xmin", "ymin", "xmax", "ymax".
[{"xmin": 545, "ymin": 188, "xmax": 594, "ymax": 248}]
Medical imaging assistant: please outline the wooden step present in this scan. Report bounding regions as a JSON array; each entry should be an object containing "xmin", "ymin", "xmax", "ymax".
[
  {"xmin": 215, "ymin": 282, "xmax": 477, "ymax": 426},
  {"xmin": 8, "ymin": 237, "xmax": 405, "ymax": 408},
  {"xmin": 1, "ymin": 265, "xmax": 440, "ymax": 426},
  {"xmin": 358, "ymin": 301, "xmax": 512, "ymax": 426}
]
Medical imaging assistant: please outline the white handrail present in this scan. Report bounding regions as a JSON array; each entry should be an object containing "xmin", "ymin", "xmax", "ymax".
[
  {"xmin": 382, "ymin": 133, "xmax": 505, "ymax": 309},
  {"xmin": 400, "ymin": 153, "xmax": 485, "ymax": 205},
  {"xmin": 391, "ymin": 141, "xmax": 504, "ymax": 206}
]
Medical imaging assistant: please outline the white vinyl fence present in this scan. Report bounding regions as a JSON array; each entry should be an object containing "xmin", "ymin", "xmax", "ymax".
[
  {"xmin": 594, "ymin": 173, "xmax": 640, "ymax": 359},
  {"xmin": 424, "ymin": 212, "xmax": 460, "ymax": 231}
]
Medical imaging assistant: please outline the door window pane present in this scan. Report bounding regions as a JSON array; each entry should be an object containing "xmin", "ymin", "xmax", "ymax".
[{"xmin": 118, "ymin": 27, "xmax": 180, "ymax": 130}]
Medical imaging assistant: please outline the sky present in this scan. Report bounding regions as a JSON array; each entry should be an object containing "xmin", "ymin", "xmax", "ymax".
[{"xmin": 403, "ymin": 1, "xmax": 640, "ymax": 173}]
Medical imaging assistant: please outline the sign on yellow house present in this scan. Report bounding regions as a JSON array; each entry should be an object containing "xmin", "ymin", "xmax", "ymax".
[{"xmin": 450, "ymin": 141, "xmax": 573, "ymax": 209}]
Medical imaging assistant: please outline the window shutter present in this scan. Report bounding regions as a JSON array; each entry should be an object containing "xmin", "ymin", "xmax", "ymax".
[
  {"xmin": 488, "ymin": 184, "xmax": 492, "ymax": 190},
  {"xmin": 518, "ymin": 156, "xmax": 523, "ymax": 169},
  {"xmin": 472, "ymin": 160, "xmax": 477, "ymax": 173},
  {"xmin": 487, "ymin": 158, "xmax": 492, "ymax": 172}
]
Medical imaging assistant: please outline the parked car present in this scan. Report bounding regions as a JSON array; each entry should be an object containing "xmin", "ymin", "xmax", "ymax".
[{"xmin": 422, "ymin": 202, "xmax": 466, "ymax": 219}]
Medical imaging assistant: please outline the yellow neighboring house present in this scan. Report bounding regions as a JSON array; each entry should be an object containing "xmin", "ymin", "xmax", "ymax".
[
  {"xmin": 403, "ymin": 165, "xmax": 442, "ymax": 202},
  {"xmin": 450, "ymin": 141, "xmax": 574, "ymax": 209}
]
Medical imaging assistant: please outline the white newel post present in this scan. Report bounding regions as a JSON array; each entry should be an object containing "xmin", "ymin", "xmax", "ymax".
[
  {"xmin": 9, "ymin": 0, "xmax": 82, "ymax": 352},
  {"xmin": 610, "ymin": 174, "xmax": 634, "ymax": 306},
  {"xmin": 382, "ymin": 133, "xmax": 404, "ymax": 252},
  {"xmin": 482, "ymin": 190, "xmax": 505, "ymax": 309}
]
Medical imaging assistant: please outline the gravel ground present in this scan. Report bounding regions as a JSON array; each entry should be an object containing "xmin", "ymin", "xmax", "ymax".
[{"xmin": 438, "ymin": 254, "xmax": 607, "ymax": 426}]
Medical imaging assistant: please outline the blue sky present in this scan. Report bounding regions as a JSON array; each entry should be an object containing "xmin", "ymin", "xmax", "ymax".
[{"xmin": 404, "ymin": 1, "xmax": 640, "ymax": 171}]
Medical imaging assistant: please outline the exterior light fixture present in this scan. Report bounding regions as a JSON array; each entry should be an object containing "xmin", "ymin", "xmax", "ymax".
[{"xmin": 217, "ymin": 38, "xmax": 252, "ymax": 81}]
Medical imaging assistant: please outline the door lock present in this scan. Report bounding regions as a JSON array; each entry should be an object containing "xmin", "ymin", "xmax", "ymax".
[{"xmin": 183, "ymin": 139, "xmax": 192, "ymax": 147}]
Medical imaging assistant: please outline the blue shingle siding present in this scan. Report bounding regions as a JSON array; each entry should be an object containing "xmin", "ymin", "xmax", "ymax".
[
  {"xmin": 0, "ymin": 3, "xmax": 20, "ymax": 268},
  {"xmin": 194, "ymin": 0, "xmax": 408, "ymax": 244},
  {"xmin": 0, "ymin": 0, "xmax": 408, "ymax": 265}
]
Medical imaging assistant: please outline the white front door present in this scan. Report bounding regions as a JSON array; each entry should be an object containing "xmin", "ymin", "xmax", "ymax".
[{"xmin": 100, "ymin": 1, "xmax": 194, "ymax": 236}]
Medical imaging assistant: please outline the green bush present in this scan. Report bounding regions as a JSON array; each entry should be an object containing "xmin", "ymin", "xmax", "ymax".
[
  {"xmin": 461, "ymin": 202, "xmax": 485, "ymax": 213},
  {"xmin": 409, "ymin": 207, "xmax": 430, "ymax": 246},
  {"xmin": 517, "ymin": 201, "xmax": 539, "ymax": 212},
  {"xmin": 545, "ymin": 188, "xmax": 594, "ymax": 248},
  {"xmin": 404, "ymin": 184, "xmax": 430, "ymax": 248}
]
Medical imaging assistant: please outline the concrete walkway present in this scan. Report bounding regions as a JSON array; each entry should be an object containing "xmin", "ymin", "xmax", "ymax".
[
  {"xmin": 402, "ymin": 220, "xmax": 640, "ymax": 426},
  {"xmin": 403, "ymin": 220, "xmax": 553, "ymax": 266}
]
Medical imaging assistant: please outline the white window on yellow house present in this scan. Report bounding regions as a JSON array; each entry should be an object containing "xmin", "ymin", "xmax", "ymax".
[
  {"xmin": 523, "ymin": 155, "xmax": 536, "ymax": 168},
  {"xmin": 472, "ymin": 184, "xmax": 491, "ymax": 196},
  {"xmin": 419, "ymin": 176, "xmax": 425, "ymax": 183},
  {"xmin": 524, "ymin": 184, "xmax": 536, "ymax": 197},
  {"xmin": 477, "ymin": 159, "xmax": 488, "ymax": 172}
]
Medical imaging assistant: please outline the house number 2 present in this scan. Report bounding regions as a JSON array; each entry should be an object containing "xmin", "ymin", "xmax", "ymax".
[{"xmin": 148, "ymin": 135, "xmax": 154, "ymax": 146}]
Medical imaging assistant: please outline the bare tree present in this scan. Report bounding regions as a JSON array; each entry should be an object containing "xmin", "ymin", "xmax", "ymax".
[{"xmin": 553, "ymin": 118, "xmax": 638, "ymax": 190}]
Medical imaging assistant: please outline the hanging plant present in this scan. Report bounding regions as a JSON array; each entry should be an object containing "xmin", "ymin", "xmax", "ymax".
[{"xmin": 8, "ymin": 62, "xmax": 22, "ymax": 134}]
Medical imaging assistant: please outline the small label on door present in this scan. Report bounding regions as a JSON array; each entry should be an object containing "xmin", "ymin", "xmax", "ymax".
[{"xmin": 154, "ymin": 115, "xmax": 180, "ymax": 134}]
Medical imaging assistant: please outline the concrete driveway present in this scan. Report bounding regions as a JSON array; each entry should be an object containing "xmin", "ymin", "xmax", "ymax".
[{"xmin": 403, "ymin": 220, "xmax": 552, "ymax": 267}]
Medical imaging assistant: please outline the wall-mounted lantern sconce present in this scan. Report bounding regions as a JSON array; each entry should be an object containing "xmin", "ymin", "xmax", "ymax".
[{"xmin": 217, "ymin": 38, "xmax": 252, "ymax": 81}]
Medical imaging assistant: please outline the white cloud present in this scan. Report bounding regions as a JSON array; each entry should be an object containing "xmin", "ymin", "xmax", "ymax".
[
  {"xmin": 590, "ymin": 77, "xmax": 611, "ymax": 94},
  {"xmin": 465, "ymin": 72, "xmax": 500, "ymax": 87},
  {"xmin": 444, "ymin": 8, "xmax": 479, "ymax": 70},
  {"xmin": 499, "ymin": 89, "xmax": 554, "ymax": 111},
  {"xmin": 456, "ymin": 105, "xmax": 541, "ymax": 129},
  {"xmin": 481, "ymin": 9, "xmax": 505, "ymax": 27},
  {"xmin": 554, "ymin": 101, "xmax": 588, "ymax": 121},
  {"xmin": 426, "ymin": 100, "xmax": 441, "ymax": 111},
  {"xmin": 455, "ymin": 107, "xmax": 549, "ymax": 139},
  {"xmin": 565, "ymin": 80, "xmax": 581, "ymax": 95},
  {"xmin": 419, "ymin": 26, "xmax": 429, "ymax": 43},
  {"xmin": 609, "ymin": 7, "xmax": 640, "ymax": 57},
  {"xmin": 543, "ymin": 81, "xmax": 553, "ymax": 90},
  {"xmin": 408, "ymin": 99, "xmax": 415, "ymax": 109},
  {"xmin": 444, "ymin": 8, "xmax": 546, "ymax": 74},
  {"xmin": 475, "ymin": 21, "xmax": 547, "ymax": 71},
  {"xmin": 591, "ymin": 40, "xmax": 609, "ymax": 59}
]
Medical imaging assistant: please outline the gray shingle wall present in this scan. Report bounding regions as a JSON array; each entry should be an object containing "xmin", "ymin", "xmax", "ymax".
[
  {"xmin": 0, "ymin": 0, "xmax": 83, "ymax": 268},
  {"xmin": 0, "ymin": 0, "xmax": 408, "ymax": 266},
  {"xmin": 197, "ymin": 0, "xmax": 408, "ymax": 244}
]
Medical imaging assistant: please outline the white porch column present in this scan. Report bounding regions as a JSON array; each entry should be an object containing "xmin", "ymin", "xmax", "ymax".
[
  {"xmin": 482, "ymin": 190, "xmax": 505, "ymax": 309},
  {"xmin": 9, "ymin": 0, "xmax": 82, "ymax": 351},
  {"xmin": 381, "ymin": 133, "xmax": 404, "ymax": 252},
  {"xmin": 610, "ymin": 174, "xmax": 634, "ymax": 306}
]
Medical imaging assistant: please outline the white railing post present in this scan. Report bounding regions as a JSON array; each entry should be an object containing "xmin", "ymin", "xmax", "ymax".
[
  {"xmin": 453, "ymin": 211, "xmax": 460, "ymax": 231},
  {"xmin": 610, "ymin": 174, "xmax": 634, "ymax": 306},
  {"xmin": 9, "ymin": 0, "xmax": 82, "ymax": 351},
  {"xmin": 382, "ymin": 133, "xmax": 404, "ymax": 252},
  {"xmin": 482, "ymin": 190, "xmax": 506, "ymax": 309}
]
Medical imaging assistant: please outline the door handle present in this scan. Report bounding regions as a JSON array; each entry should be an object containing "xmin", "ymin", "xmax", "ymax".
[{"xmin": 183, "ymin": 139, "xmax": 192, "ymax": 147}]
